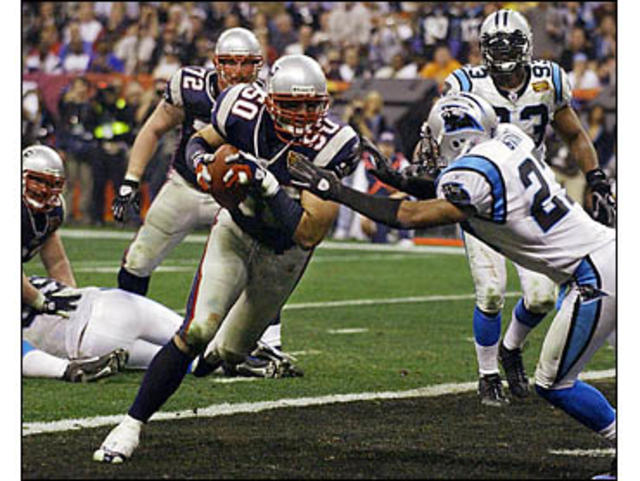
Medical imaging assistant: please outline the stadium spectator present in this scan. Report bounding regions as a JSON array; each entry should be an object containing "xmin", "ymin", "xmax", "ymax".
[
  {"xmin": 597, "ymin": 55, "xmax": 616, "ymax": 87},
  {"xmin": 270, "ymin": 12, "xmax": 298, "ymax": 56},
  {"xmin": 100, "ymin": 2, "xmax": 128, "ymax": 46},
  {"xmin": 339, "ymin": 46, "xmax": 367, "ymax": 82},
  {"xmin": 420, "ymin": 4, "xmax": 450, "ymax": 57},
  {"xmin": 374, "ymin": 51, "xmax": 419, "ymax": 79},
  {"xmin": 88, "ymin": 38, "xmax": 125, "ymax": 73},
  {"xmin": 24, "ymin": 24, "xmax": 62, "ymax": 73},
  {"xmin": 593, "ymin": 14, "xmax": 616, "ymax": 60},
  {"xmin": 419, "ymin": 43, "xmax": 462, "ymax": 87},
  {"xmin": 559, "ymin": 26, "xmax": 594, "ymax": 72},
  {"xmin": 328, "ymin": 2, "xmax": 372, "ymax": 47},
  {"xmin": 368, "ymin": 15, "xmax": 408, "ymax": 70},
  {"xmin": 57, "ymin": 77, "xmax": 94, "ymax": 224},
  {"xmin": 75, "ymin": 2, "xmax": 103, "ymax": 44},
  {"xmin": 284, "ymin": 24, "xmax": 320, "ymax": 58},
  {"xmin": 362, "ymin": 90, "xmax": 389, "ymax": 142},
  {"xmin": 323, "ymin": 49, "xmax": 343, "ymax": 81},
  {"xmin": 59, "ymin": 22, "xmax": 92, "ymax": 73},
  {"xmin": 567, "ymin": 53, "xmax": 600, "ymax": 90},
  {"xmin": 586, "ymin": 104, "xmax": 615, "ymax": 171}
]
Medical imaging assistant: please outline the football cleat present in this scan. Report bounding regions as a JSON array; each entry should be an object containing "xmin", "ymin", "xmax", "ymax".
[
  {"xmin": 225, "ymin": 342, "xmax": 304, "ymax": 378},
  {"xmin": 478, "ymin": 373, "xmax": 510, "ymax": 407},
  {"xmin": 93, "ymin": 416, "xmax": 142, "ymax": 464},
  {"xmin": 498, "ymin": 342, "xmax": 530, "ymax": 398},
  {"xmin": 63, "ymin": 348, "xmax": 129, "ymax": 383}
]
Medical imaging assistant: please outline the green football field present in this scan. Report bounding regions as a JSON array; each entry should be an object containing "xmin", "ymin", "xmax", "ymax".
[{"xmin": 22, "ymin": 228, "xmax": 615, "ymax": 424}]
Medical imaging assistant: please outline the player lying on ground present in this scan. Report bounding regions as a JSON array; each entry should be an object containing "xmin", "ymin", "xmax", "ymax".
[
  {"xmin": 432, "ymin": 9, "xmax": 616, "ymax": 406},
  {"xmin": 93, "ymin": 54, "xmax": 360, "ymax": 464},
  {"xmin": 111, "ymin": 27, "xmax": 294, "ymax": 373},
  {"xmin": 289, "ymin": 92, "xmax": 615, "ymax": 478}
]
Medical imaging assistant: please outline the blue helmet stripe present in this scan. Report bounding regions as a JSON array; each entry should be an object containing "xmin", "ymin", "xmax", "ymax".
[
  {"xmin": 437, "ymin": 155, "xmax": 506, "ymax": 223},
  {"xmin": 551, "ymin": 63, "xmax": 562, "ymax": 105}
]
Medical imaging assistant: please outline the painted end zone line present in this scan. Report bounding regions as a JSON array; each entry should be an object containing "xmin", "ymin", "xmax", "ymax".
[{"xmin": 22, "ymin": 369, "xmax": 614, "ymax": 437}]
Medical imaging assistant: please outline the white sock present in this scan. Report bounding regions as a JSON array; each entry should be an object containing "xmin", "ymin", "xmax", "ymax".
[
  {"xmin": 259, "ymin": 323, "xmax": 282, "ymax": 348},
  {"xmin": 475, "ymin": 342, "xmax": 499, "ymax": 375},
  {"xmin": 599, "ymin": 418, "xmax": 616, "ymax": 442},
  {"xmin": 503, "ymin": 318, "xmax": 533, "ymax": 351},
  {"xmin": 23, "ymin": 350, "xmax": 69, "ymax": 379}
]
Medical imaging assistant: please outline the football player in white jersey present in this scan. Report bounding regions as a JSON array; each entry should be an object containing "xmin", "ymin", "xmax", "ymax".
[
  {"xmin": 289, "ymin": 93, "xmax": 615, "ymax": 476},
  {"xmin": 110, "ymin": 28, "xmax": 293, "ymax": 373},
  {"xmin": 440, "ymin": 9, "xmax": 616, "ymax": 405},
  {"xmin": 93, "ymin": 55, "xmax": 361, "ymax": 464}
]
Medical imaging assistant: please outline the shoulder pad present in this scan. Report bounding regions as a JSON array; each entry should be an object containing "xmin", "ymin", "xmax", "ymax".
[{"xmin": 313, "ymin": 125, "xmax": 360, "ymax": 178}]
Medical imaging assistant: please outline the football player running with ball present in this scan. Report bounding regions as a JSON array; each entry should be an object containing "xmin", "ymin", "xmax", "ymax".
[
  {"xmin": 289, "ymin": 92, "xmax": 615, "ymax": 478},
  {"xmin": 440, "ymin": 9, "xmax": 616, "ymax": 405},
  {"xmin": 93, "ymin": 55, "xmax": 361, "ymax": 464},
  {"xmin": 111, "ymin": 27, "xmax": 293, "ymax": 374}
]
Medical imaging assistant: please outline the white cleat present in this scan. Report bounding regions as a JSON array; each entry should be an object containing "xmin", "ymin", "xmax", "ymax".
[{"xmin": 93, "ymin": 416, "xmax": 142, "ymax": 464}]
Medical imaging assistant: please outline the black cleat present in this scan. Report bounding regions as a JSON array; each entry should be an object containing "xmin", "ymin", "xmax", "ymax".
[
  {"xmin": 63, "ymin": 348, "xmax": 128, "ymax": 383},
  {"xmin": 478, "ymin": 373, "xmax": 509, "ymax": 407},
  {"xmin": 226, "ymin": 342, "xmax": 304, "ymax": 379},
  {"xmin": 498, "ymin": 342, "xmax": 530, "ymax": 398}
]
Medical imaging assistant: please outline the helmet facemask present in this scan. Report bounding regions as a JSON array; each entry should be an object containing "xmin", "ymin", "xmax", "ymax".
[
  {"xmin": 22, "ymin": 170, "xmax": 64, "ymax": 213},
  {"xmin": 481, "ymin": 30, "xmax": 531, "ymax": 75},
  {"xmin": 266, "ymin": 91, "xmax": 330, "ymax": 144}
]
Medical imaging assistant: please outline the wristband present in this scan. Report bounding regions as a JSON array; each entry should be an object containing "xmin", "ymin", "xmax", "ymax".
[
  {"xmin": 124, "ymin": 173, "xmax": 141, "ymax": 183},
  {"xmin": 585, "ymin": 168, "xmax": 606, "ymax": 187}
]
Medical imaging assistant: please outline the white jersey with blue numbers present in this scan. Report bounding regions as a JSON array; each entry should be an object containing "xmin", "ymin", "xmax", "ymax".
[
  {"xmin": 435, "ymin": 124, "xmax": 614, "ymax": 284},
  {"xmin": 444, "ymin": 61, "xmax": 572, "ymax": 148},
  {"xmin": 209, "ymin": 82, "xmax": 360, "ymax": 252}
]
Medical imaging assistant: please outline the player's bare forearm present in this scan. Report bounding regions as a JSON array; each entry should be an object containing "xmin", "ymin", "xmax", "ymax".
[
  {"xmin": 192, "ymin": 124, "xmax": 225, "ymax": 148},
  {"xmin": 294, "ymin": 191, "xmax": 339, "ymax": 249},
  {"xmin": 40, "ymin": 233, "xmax": 76, "ymax": 287},
  {"xmin": 127, "ymin": 100, "xmax": 184, "ymax": 180},
  {"xmin": 22, "ymin": 272, "xmax": 41, "ymax": 305},
  {"xmin": 553, "ymin": 106, "xmax": 598, "ymax": 174}
]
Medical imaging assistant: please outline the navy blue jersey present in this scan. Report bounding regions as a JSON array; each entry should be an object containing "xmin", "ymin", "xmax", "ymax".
[
  {"xmin": 210, "ymin": 83, "xmax": 360, "ymax": 252},
  {"xmin": 21, "ymin": 276, "xmax": 69, "ymax": 327},
  {"xmin": 163, "ymin": 66, "xmax": 223, "ymax": 187},
  {"xmin": 22, "ymin": 198, "xmax": 65, "ymax": 263}
]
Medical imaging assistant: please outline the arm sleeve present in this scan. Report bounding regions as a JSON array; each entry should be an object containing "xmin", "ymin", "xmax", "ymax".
[
  {"xmin": 550, "ymin": 62, "xmax": 573, "ymax": 113},
  {"xmin": 436, "ymin": 170, "xmax": 493, "ymax": 217},
  {"xmin": 163, "ymin": 68, "xmax": 184, "ymax": 107},
  {"xmin": 313, "ymin": 125, "xmax": 361, "ymax": 179},
  {"xmin": 209, "ymin": 84, "xmax": 246, "ymax": 142}
]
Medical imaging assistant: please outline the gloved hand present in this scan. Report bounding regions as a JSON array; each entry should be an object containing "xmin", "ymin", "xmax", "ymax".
[
  {"xmin": 193, "ymin": 152, "xmax": 216, "ymax": 192},
  {"xmin": 31, "ymin": 289, "xmax": 81, "ymax": 319},
  {"xmin": 586, "ymin": 168, "xmax": 616, "ymax": 227},
  {"xmin": 288, "ymin": 157, "xmax": 342, "ymax": 201},
  {"xmin": 112, "ymin": 179, "xmax": 140, "ymax": 222},
  {"xmin": 224, "ymin": 151, "xmax": 280, "ymax": 198}
]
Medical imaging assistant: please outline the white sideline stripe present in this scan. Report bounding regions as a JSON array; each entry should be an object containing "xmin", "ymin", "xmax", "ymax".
[
  {"xmin": 73, "ymin": 254, "xmax": 438, "ymax": 273},
  {"xmin": 59, "ymin": 229, "xmax": 465, "ymax": 255},
  {"xmin": 327, "ymin": 328, "xmax": 369, "ymax": 334},
  {"xmin": 21, "ymin": 369, "xmax": 614, "ymax": 437},
  {"xmin": 549, "ymin": 448, "xmax": 615, "ymax": 457},
  {"xmin": 212, "ymin": 377, "xmax": 260, "ymax": 384},
  {"xmin": 173, "ymin": 291, "xmax": 523, "ymax": 315}
]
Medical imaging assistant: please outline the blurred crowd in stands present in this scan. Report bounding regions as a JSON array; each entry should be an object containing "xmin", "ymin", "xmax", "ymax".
[{"xmin": 22, "ymin": 2, "xmax": 617, "ymax": 240}]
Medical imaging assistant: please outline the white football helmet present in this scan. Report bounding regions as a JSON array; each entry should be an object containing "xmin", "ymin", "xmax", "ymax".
[
  {"xmin": 418, "ymin": 92, "xmax": 498, "ymax": 169},
  {"xmin": 266, "ymin": 54, "xmax": 329, "ymax": 142},
  {"xmin": 214, "ymin": 27, "xmax": 263, "ymax": 89},
  {"xmin": 22, "ymin": 144, "xmax": 66, "ymax": 212},
  {"xmin": 480, "ymin": 9, "xmax": 532, "ymax": 75}
]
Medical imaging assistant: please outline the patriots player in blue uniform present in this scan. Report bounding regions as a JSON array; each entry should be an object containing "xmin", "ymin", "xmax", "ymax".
[
  {"xmin": 289, "ymin": 93, "xmax": 616, "ymax": 479},
  {"xmin": 22, "ymin": 145, "xmax": 78, "ymax": 317},
  {"xmin": 111, "ymin": 28, "xmax": 292, "ymax": 374},
  {"xmin": 93, "ymin": 54, "xmax": 360, "ymax": 464}
]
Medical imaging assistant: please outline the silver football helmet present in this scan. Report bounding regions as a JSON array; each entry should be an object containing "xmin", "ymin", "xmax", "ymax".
[
  {"xmin": 214, "ymin": 27, "xmax": 263, "ymax": 88},
  {"xmin": 266, "ymin": 54, "xmax": 329, "ymax": 142},
  {"xmin": 480, "ymin": 9, "xmax": 532, "ymax": 74},
  {"xmin": 22, "ymin": 144, "xmax": 66, "ymax": 212},
  {"xmin": 417, "ymin": 93, "xmax": 497, "ymax": 170}
]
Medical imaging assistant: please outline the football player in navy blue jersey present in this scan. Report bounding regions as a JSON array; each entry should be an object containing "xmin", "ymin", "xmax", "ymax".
[
  {"xmin": 22, "ymin": 145, "xmax": 78, "ymax": 318},
  {"xmin": 111, "ymin": 28, "xmax": 292, "ymax": 372},
  {"xmin": 93, "ymin": 54, "xmax": 361, "ymax": 464}
]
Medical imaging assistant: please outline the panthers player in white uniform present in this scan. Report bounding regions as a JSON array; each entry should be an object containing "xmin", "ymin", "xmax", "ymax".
[
  {"xmin": 23, "ymin": 276, "xmax": 182, "ymax": 376},
  {"xmin": 442, "ymin": 9, "xmax": 616, "ymax": 405},
  {"xmin": 111, "ymin": 28, "xmax": 291, "ymax": 372},
  {"xmin": 289, "ymin": 93, "xmax": 615, "ymax": 476},
  {"xmin": 93, "ymin": 55, "xmax": 360, "ymax": 464}
]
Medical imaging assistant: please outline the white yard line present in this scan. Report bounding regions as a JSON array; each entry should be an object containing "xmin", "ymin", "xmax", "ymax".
[
  {"xmin": 59, "ymin": 229, "xmax": 465, "ymax": 255},
  {"xmin": 548, "ymin": 448, "xmax": 615, "ymax": 457},
  {"xmin": 22, "ymin": 369, "xmax": 614, "ymax": 437},
  {"xmin": 327, "ymin": 328, "xmax": 369, "ymax": 334}
]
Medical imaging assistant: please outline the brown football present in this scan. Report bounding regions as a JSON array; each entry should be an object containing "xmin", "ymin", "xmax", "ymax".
[{"xmin": 206, "ymin": 144, "xmax": 251, "ymax": 209}]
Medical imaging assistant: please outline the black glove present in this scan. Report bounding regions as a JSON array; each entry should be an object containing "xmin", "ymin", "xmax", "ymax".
[
  {"xmin": 112, "ymin": 179, "xmax": 141, "ymax": 222},
  {"xmin": 34, "ymin": 290, "xmax": 81, "ymax": 318},
  {"xmin": 288, "ymin": 158, "xmax": 342, "ymax": 201},
  {"xmin": 360, "ymin": 136, "xmax": 436, "ymax": 200},
  {"xmin": 586, "ymin": 168, "xmax": 616, "ymax": 227}
]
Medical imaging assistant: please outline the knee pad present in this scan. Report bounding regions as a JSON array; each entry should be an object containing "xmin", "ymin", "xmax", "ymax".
[
  {"xmin": 523, "ymin": 294, "xmax": 555, "ymax": 315},
  {"xmin": 181, "ymin": 314, "xmax": 223, "ymax": 354},
  {"xmin": 476, "ymin": 286, "xmax": 504, "ymax": 314}
]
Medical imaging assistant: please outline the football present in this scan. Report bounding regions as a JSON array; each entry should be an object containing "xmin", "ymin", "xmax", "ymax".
[{"xmin": 206, "ymin": 144, "xmax": 251, "ymax": 209}]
